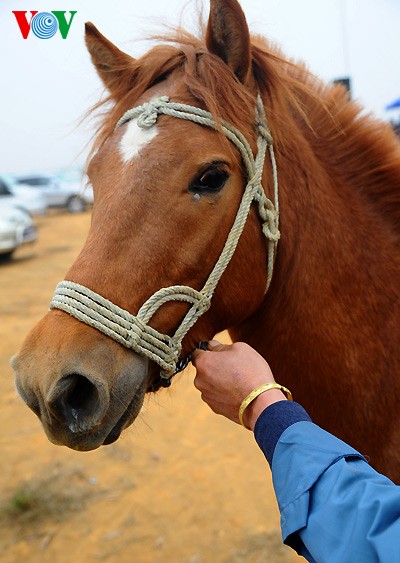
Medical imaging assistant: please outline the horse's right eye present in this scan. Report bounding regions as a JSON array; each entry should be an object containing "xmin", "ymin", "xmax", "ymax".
[{"xmin": 189, "ymin": 164, "xmax": 229, "ymax": 194}]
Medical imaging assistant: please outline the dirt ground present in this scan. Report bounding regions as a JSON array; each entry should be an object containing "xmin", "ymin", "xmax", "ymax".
[{"xmin": 0, "ymin": 211, "xmax": 301, "ymax": 563}]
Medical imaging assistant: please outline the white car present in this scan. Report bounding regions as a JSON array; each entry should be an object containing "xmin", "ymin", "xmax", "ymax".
[
  {"xmin": 0, "ymin": 206, "xmax": 37, "ymax": 260},
  {"xmin": 14, "ymin": 172, "xmax": 92, "ymax": 213},
  {"xmin": 0, "ymin": 176, "xmax": 47, "ymax": 216}
]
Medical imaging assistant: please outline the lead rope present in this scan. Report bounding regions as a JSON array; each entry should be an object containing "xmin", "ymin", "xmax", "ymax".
[{"xmin": 50, "ymin": 95, "xmax": 280, "ymax": 384}]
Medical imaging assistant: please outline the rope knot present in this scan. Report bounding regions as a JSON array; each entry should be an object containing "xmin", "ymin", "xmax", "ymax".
[
  {"xmin": 196, "ymin": 295, "xmax": 212, "ymax": 315},
  {"xmin": 126, "ymin": 319, "xmax": 145, "ymax": 345},
  {"xmin": 258, "ymin": 123, "xmax": 273, "ymax": 145},
  {"xmin": 263, "ymin": 214, "xmax": 281, "ymax": 242},
  {"xmin": 255, "ymin": 189, "xmax": 280, "ymax": 242},
  {"xmin": 137, "ymin": 96, "xmax": 170, "ymax": 129},
  {"xmin": 255, "ymin": 94, "xmax": 273, "ymax": 145}
]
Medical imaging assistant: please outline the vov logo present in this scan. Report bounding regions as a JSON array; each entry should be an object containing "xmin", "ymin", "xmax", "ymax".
[{"xmin": 13, "ymin": 11, "xmax": 77, "ymax": 39}]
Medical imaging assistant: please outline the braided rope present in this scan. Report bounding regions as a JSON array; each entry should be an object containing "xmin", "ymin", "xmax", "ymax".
[{"xmin": 50, "ymin": 96, "xmax": 280, "ymax": 380}]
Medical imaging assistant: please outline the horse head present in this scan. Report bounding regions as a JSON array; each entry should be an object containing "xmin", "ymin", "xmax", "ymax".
[{"xmin": 12, "ymin": 0, "xmax": 280, "ymax": 450}]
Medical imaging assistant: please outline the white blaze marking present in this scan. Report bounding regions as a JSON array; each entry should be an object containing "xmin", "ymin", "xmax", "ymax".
[{"xmin": 119, "ymin": 118, "xmax": 158, "ymax": 163}]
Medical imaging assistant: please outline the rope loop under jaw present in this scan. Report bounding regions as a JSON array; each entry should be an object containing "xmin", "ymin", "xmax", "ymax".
[{"xmin": 50, "ymin": 95, "xmax": 280, "ymax": 387}]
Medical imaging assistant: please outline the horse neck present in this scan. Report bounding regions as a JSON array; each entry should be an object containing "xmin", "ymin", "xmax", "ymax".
[{"xmin": 230, "ymin": 120, "xmax": 400, "ymax": 427}]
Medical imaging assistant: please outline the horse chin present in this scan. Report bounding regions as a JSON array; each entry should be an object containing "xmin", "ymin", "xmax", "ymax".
[
  {"xmin": 102, "ymin": 388, "xmax": 145, "ymax": 446},
  {"xmin": 40, "ymin": 377, "xmax": 147, "ymax": 452}
]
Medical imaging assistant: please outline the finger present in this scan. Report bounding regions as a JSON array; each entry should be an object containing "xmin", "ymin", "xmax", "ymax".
[
  {"xmin": 193, "ymin": 374, "xmax": 202, "ymax": 391},
  {"xmin": 191, "ymin": 348, "xmax": 206, "ymax": 363},
  {"xmin": 207, "ymin": 340, "xmax": 230, "ymax": 352}
]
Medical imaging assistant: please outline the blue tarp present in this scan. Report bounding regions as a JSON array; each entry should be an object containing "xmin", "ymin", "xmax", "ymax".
[{"xmin": 385, "ymin": 97, "xmax": 400, "ymax": 110}]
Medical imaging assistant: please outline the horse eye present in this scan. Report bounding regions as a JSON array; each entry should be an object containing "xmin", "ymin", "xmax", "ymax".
[{"xmin": 190, "ymin": 166, "xmax": 229, "ymax": 194}]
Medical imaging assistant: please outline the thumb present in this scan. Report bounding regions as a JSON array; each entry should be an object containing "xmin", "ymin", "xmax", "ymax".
[{"xmin": 207, "ymin": 340, "xmax": 230, "ymax": 352}]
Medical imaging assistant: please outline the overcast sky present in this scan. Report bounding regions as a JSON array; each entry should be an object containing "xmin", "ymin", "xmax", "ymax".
[{"xmin": 1, "ymin": 0, "xmax": 399, "ymax": 174}]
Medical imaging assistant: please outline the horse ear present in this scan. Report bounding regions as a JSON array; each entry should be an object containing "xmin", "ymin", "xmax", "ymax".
[
  {"xmin": 85, "ymin": 22, "xmax": 136, "ymax": 96},
  {"xmin": 206, "ymin": 0, "xmax": 252, "ymax": 84}
]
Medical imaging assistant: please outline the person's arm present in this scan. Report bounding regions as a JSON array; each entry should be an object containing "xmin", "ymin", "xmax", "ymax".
[{"xmin": 192, "ymin": 341, "xmax": 400, "ymax": 563}]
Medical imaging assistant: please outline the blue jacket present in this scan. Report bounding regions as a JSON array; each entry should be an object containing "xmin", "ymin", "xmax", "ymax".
[{"xmin": 254, "ymin": 402, "xmax": 400, "ymax": 562}]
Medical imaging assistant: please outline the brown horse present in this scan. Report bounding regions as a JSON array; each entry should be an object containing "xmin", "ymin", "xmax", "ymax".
[{"xmin": 12, "ymin": 0, "xmax": 400, "ymax": 481}]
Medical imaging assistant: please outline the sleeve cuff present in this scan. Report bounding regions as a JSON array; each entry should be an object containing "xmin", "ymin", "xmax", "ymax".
[{"xmin": 254, "ymin": 401, "xmax": 311, "ymax": 466}]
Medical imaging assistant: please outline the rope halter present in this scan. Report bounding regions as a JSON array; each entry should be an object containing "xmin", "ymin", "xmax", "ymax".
[{"xmin": 50, "ymin": 95, "xmax": 280, "ymax": 386}]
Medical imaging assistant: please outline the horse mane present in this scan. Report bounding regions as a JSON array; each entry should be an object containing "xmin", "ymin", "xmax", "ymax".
[{"xmin": 89, "ymin": 27, "xmax": 400, "ymax": 234}]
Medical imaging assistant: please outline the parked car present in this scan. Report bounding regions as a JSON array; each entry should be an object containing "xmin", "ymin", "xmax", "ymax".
[
  {"xmin": 0, "ymin": 205, "xmax": 37, "ymax": 260},
  {"xmin": 57, "ymin": 168, "xmax": 94, "ymax": 207},
  {"xmin": 14, "ymin": 172, "xmax": 92, "ymax": 213},
  {"xmin": 0, "ymin": 176, "xmax": 47, "ymax": 217}
]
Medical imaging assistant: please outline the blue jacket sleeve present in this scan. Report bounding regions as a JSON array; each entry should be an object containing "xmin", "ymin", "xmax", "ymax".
[{"xmin": 254, "ymin": 402, "xmax": 400, "ymax": 563}]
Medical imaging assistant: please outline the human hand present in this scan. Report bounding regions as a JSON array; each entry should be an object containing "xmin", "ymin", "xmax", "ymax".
[{"xmin": 192, "ymin": 341, "xmax": 287, "ymax": 430}]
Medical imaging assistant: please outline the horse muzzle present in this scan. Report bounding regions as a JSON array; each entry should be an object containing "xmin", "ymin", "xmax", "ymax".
[{"xmin": 11, "ymin": 311, "xmax": 149, "ymax": 451}]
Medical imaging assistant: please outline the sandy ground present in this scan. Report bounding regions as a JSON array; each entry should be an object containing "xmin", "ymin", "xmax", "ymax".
[{"xmin": 0, "ymin": 211, "xmax": 301, "ymax": 563}]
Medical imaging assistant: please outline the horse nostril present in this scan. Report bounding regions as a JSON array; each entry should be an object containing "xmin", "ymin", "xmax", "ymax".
[
  {"xmin": 65, "ymin": 374, "xmax": 98, "ymax": 412},
  {"xmin": 47, "ymin": 374, "xmax": 108, "ymax": 433}
]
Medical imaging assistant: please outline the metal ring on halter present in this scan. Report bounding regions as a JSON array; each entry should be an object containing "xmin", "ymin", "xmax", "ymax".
[{"xmin": 148, "ymin": 341, "xmax": 210, "ymax": 392}]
